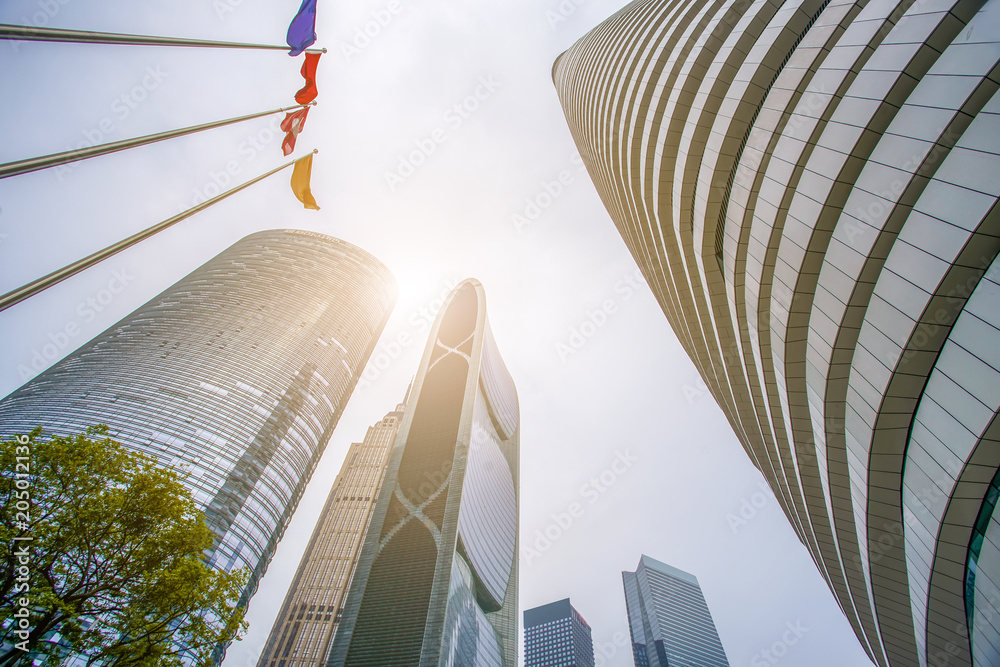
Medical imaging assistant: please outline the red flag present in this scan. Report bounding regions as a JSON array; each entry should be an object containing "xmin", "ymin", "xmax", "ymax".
[
  {"xmin": 295, "ymin": 52, "xmax": 321, "ymax": 104},
  {"xmin": 281, "ymin": 107, "xmax": 310, "ymax": 156}
]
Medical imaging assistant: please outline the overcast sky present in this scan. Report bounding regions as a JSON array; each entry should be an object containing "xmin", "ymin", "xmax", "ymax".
[{"xmin": 0, "ymin": 1, "xmax": 876, "ymax": 665}]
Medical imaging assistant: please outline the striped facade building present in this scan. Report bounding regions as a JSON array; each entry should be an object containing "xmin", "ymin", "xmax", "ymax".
[
  {"xmin": 553, "ymin": 1, "xmax": 1000, "ymax": 665},
  {"xmin": 258, "ymin": 403, "xmax": 405, "ymax": 667},
  {"xmin": 0, "ymin": 230, "xmax": 396, "ymax": 662},
  {"xmin": 623, "ymin": 556, "xmax": 729, "ymax": 667},
  {"xmin": 327, "ymin": 279, "xmax": 520, "ymax": 667}
]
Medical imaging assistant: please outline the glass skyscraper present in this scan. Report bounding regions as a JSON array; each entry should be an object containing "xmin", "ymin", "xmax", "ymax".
[
  {"xmin": 326, "ymin": 279, "xmax": 520, "ymax": 667},
  {"xmin": 258, "ymin": 402, "xmax": 405, "ymax": 667},
  {"xmin": 0, "ymin": 230, "xmax": 396, "ymax": 655},
  {"xmin": 622, "ymin": 556, "xmax": 728, "ymax": 667},
  {"xmin": 524, "ymin": 598, "xmax": 595, "ymax": 667},
  {"xmin": 553, "ymin": 0, "xmax": 1000, "ymax": 664}
]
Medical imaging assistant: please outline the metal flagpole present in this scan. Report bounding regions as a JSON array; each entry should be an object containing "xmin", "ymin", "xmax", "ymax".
[
  {"xmin": 0, "ymin": 150, "xmax": 319, "ymax": 313},
  {"xmin": 0, "ymin": 24, "xmax": 326, "ymax": 53},
  {"xmin": 0, "ymin": 102, "xmax": 315, "ymax": 179}
]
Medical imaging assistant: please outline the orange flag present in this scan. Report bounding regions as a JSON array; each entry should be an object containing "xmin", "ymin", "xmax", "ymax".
[{"xmin": 291, "ymin": 153, "xmax": 320, "ymax": 210}]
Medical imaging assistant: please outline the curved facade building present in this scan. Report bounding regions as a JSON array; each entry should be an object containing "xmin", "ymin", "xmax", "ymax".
[
  {"xmin": 553, "ymin": 1, "xmax": 1000, "ymax": 665},
  {"xmin": 327, "ymin": 279, "xmax": 520, "ymax": 667},
  {"xmin": 0, "ymin": 230, "xmax": 396, "ymax": 623}
]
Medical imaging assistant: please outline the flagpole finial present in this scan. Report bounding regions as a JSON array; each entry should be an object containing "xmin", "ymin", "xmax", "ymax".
[{"xmin": 312, "ymin": 149, "xmax": 319, "ymax": 154}]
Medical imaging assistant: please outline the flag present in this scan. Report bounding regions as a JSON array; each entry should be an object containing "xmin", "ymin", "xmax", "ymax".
[
  {"xmin": 280, "ymin": 107, "xmax": 310, "ymax": 156},
  {"xmin": 291, "ymin": 154, "xmax": 320, "ymax": 210},
  {"xmin": 286, "ymin": 0, "xmax": 318, "ymax": 56},
  {"xmin": 295, "ymin": 52, "xmax": 321, "ymax": 104}
]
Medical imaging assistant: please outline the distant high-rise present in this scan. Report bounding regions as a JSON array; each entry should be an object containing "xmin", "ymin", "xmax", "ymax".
[
  {"xmin": 258, "ymin": 402, "xmax": 405, "ymax": 667},
  {"xmin": 327, "ymin": 279, "xmax": 520, "ymax": 667},
  {"xmin": 0, "ymin": 230, "xmax": 396, "ymax": 659},
  {"xmin": 554, "ymin": 0, "xmax": 1000, "ymax": 664},
  {"xmin": 622, "ymin": 556, "xmax": 728, "ymax": 667},
  {"xmin": 524, "ymin": 599, "xmax": 595, "ymax": 667}
]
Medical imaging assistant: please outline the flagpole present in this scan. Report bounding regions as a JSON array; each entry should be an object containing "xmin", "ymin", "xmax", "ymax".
[
  {"xmin": 0, "ymin": 150, "xmax": 318, "ymax": 313},
  {"xmin": 0, "ymin": 24, "xmax": 326, "ymax": 53},
  {"xmin": 0, "ymin": 102, "xmax": 316, "ymax": 180}
]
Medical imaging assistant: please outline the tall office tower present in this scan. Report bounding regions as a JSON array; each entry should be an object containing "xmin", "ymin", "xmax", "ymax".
[
  {"xmin": 327, "ymin": 279, "xmax": 520, "ymax": 667},
  {"xmin": 622, "ymin": 556, "xmax": 728, "ymax": 667},
  {"xmin": 0, "ymin": 230, "xmax": 396, "ymax": 636},
  {"xmin": 553, "ymin": 0, "xmax": 1000, "ymax": 665},
  {"xmin": 523, "ymin": 599, "xmax": 595, "ymax": 667},
  {"xmin": 258, "ymin": 402, "xmax": 405, "ymax": 667}
]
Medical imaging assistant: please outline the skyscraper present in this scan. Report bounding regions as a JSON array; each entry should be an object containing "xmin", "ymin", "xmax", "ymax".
[
  {"xmin": 622, "ymin": 556, "xmax": 728, "ymax": 667},
  {"xmin": 258, "ymin": 402, "xmax": 405, "ymax": 667},
  {"xmin": 0, "ymin": 230, "xmax": 396, "ymax": 635},
  {"xmin": 553, "ymin": 1, "xmax": 1000, "ymax": 665},
  {"xmin": 524, "ymin": 599, "xmax": 595, "ymax": 667},
  {"xmin": 327, "ymin": 279, "xmax": 520, "ymax": 667}
]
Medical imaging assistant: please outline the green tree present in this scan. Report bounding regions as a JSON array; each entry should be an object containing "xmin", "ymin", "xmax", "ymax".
[{"xmin": 0, "ymin": 426, "xmax": 247, "ymax": 666}]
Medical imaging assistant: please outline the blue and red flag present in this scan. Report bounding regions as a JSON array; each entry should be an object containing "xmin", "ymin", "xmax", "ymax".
[
  {"xmin": 286, "ymin": 0, "xmax": 318, "ymax": 56},
  {"xmin": 295, "ymin": 52, "xmax": 321, "ymax": 104}
]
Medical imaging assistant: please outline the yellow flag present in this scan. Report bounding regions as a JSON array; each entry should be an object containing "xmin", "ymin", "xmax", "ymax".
[{"xmin": 290, "ymin": 153, "xmax": 320, "ymax": 210}]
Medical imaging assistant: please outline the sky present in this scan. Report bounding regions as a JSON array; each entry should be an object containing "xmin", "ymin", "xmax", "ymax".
[{"xmin": 0, "ymin": 1, "xmax": 876, "ymax": 665}]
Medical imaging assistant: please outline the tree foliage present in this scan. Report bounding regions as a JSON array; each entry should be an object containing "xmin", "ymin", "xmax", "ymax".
[{"xmin": 0, "ymin": 426, "xmax": 247, "ymax": 666}]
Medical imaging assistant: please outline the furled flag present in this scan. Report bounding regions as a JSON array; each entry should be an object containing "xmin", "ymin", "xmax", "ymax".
[
  {"xmin": 286, "ymin": 0, "xmax": 318, "ymax": 56},
  {"xmin": 280, "ymin": 107, "xmax": 310, "ymax": 156},
  {"xmin": 291, "ymin": 153, "xmax": 320, "ymax": 210},
  {"xmin": 295, "ymin": 52, "xmax": 321, "ymax": 104}
]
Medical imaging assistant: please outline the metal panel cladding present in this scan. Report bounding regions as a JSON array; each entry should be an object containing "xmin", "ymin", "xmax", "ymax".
[
  {"xmin": 328, "ymin": 279, "xmax": 520, "ymax": 667},
  {"xmin": 553, "ymin": 0, "xmax": 1000, "ymax": 665},
  {"xmin": 459, "ymin": 389, "xmax": 517, "ymax": 611},
  {"xmin": 0, "ymin": 229, "xmax": 397, "ymax": 624}
]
